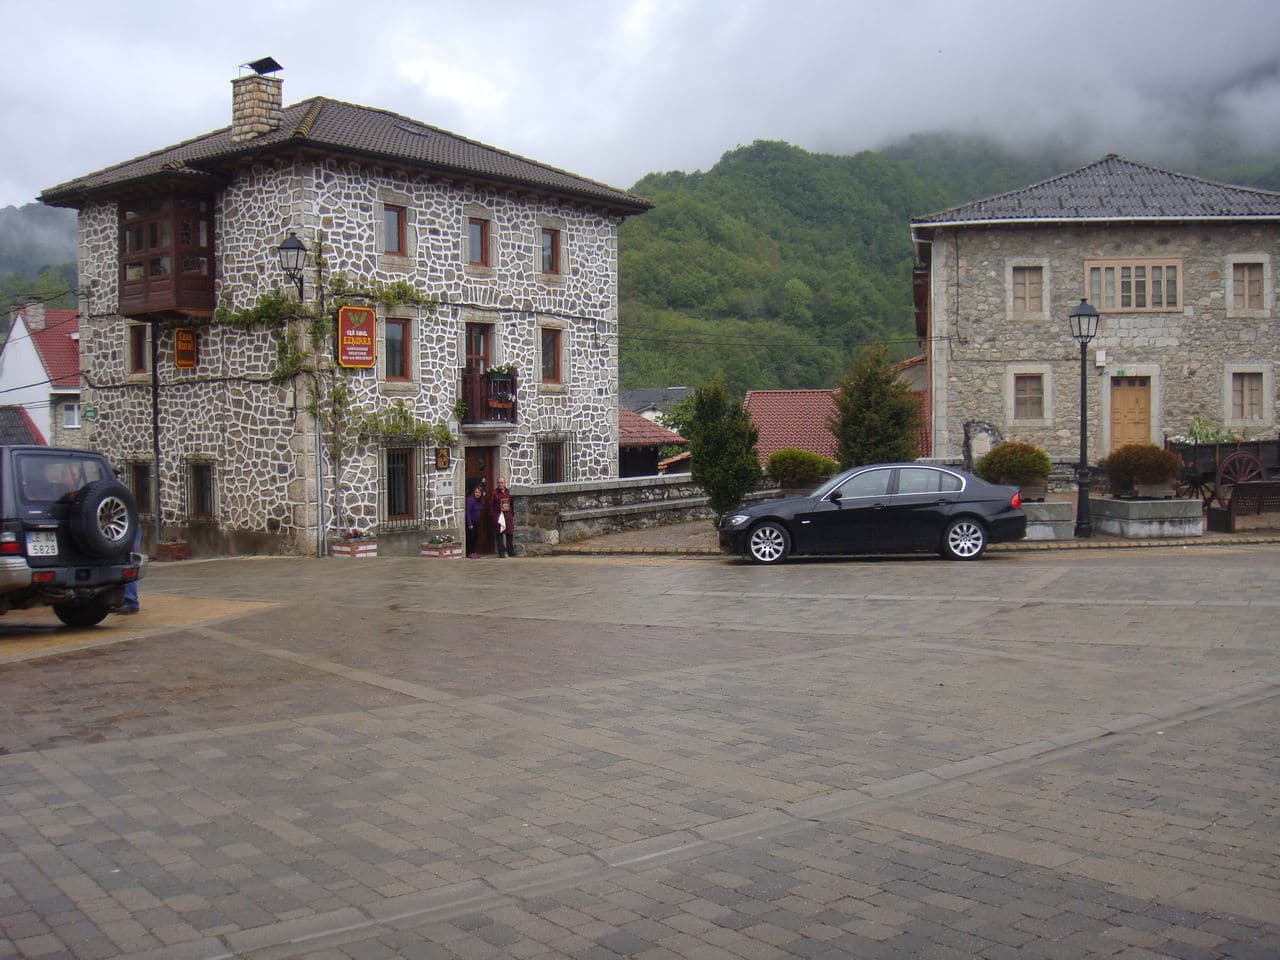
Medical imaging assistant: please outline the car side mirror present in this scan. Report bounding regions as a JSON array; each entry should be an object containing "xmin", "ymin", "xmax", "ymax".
[{"xmin": 828, "ymin": 489, "xmax": 842, "ymax": 504}]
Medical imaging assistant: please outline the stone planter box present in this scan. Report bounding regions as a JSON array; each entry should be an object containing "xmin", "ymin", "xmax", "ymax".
[
  {"xmin": 1023, "ymin": 501, "xmax": 1073, "ymax": 540},
  {"xmin": 419, "ymin": 543, "xmax": 463, "ymax": 558},
  {"xmin": 155, "ymin": 540, "xmax": 189, "ymax": 562},
  {"xmin": 1089, "ymin": 497, "xmax": 1202, "ymax": 538},
  {"xmin": 330, "ymin": 539, "xmax": 379, "ymax": 558}
]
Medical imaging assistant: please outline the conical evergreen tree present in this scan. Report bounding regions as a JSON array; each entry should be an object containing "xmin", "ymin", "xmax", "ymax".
[
  {"xmin": 687, "ymin": 376, "xmax": 762, "ymax": 516},
  {"xmin": 828, "ymin": 344, "xmax": 920, "ymax": 468}
]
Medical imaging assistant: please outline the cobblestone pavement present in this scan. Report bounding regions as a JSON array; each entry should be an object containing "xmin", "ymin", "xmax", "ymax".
[{"xmin": 0, "ymin": 545, "xmax": 1276, "ymax": 959}]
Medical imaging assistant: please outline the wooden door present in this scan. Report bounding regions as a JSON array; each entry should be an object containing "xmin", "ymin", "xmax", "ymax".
[
  {"xmin": 1110, "ymin": 376, "xmax": 1151, "ymax": 450},
  {"xmin": 465, "ymin": 323, "xmax": 490, "ymax": 374},
  {"xmin": 465, "ymin": 446, "xmax": 496, "ymax": 554}
]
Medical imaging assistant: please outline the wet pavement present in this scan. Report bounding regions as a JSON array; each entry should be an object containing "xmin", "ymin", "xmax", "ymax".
[{"xmin": 0, "ymin": 542, "xmax": 1277, "ymax": 959}]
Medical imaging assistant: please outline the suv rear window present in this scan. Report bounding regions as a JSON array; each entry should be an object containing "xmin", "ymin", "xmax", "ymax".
[{"xmin": 17, "ymin": 454, "xmax": 110, "ymax": 503}]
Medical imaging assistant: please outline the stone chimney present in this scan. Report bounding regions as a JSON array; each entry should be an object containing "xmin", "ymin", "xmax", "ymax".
[
  {"xmin": 231, "ymin": 73, "xmax": 283, "ymax": 142},
  {"xmin": 22, "ymin": 296, "xmax": 45, "ymax": 331}
]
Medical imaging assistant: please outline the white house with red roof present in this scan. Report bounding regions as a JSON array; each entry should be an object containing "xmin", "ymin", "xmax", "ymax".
[{"xmin": 0, "ymin": 300, "xmax": 85, "ymax": 447}]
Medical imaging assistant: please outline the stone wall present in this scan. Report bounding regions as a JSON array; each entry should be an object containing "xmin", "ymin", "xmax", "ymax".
[
  {"xmin": 513, "ymin": 475, "xmax": 720, "ymax": 553},
  {"xmin": 75, "ymin": 156, "xmax": 624, "ymax": 556},
  {"xmin": 926, "ymin": 223, "xmax": 1280, "ymax": 462}
]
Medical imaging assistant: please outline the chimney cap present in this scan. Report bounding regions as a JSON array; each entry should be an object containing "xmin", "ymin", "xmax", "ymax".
[{"xmin": 243, "ymin": 57, "xmax": 283, "ymax": 76}]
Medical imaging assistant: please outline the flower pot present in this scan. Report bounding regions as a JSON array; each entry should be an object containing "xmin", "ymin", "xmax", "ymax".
[
  {"xmin": 156, "ymin": 540, "xmax": 189, "ymax": 562},
  {"xmin": 419, "ymin": 542, "xmax": 463, "ymax": 558},
  {"xmin": 330, "ymin": 539, "xmax": 378, "ymax": 558}
]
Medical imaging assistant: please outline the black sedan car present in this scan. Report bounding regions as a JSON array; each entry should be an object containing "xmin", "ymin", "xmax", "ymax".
[{"xmin": 719, "ymin": 463, "xmax": 1026, "ymax": 563}]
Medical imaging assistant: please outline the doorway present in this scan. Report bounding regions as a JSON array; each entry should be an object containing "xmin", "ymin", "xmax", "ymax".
[
  {"xmin": 1110, "ymin": 376, "xmax": 1151, "ymax": 450},
  {"xmin": 465, "ymin": 446, "xmax": 497, "ymax": 555}
]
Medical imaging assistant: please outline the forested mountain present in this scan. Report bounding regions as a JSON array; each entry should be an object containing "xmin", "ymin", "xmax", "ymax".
[{"xmin": 617, "ymin": 135, "xmax": 1280, "ymax": 394}]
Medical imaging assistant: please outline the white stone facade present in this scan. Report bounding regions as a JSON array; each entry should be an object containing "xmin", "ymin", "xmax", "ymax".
[
  {"xmin": 921, "ymin": 222, "xmax": 1280, "ymax": 461},
  {"xmin": 75, "ymin": 158, "xmax": 623, "ymax": 555}
]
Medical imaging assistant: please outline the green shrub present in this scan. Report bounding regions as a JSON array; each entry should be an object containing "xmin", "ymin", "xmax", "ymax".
[
  {"xmin": 766, "ymin": 448, "xmax": 839, "ymax": 488},
  {"xmin": 1100, "ymin": 443, "xmax": 1183, "ymax": 488},
  {"xmin": 975, "ymin": 441, "xmax": 1052, "ymax": 485}
]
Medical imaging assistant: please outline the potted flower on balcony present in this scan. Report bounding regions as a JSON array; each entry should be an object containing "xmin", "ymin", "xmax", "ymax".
[
  {"xmin": 975, "ymin": 441, "xmax": 1053, "ymax": 501},
  {"xmin": 490, "ymin": 390, "xmax": 516, "ymax": 408},
  {"xmin": 486, "ymin": 363, "xmax": 517, "ymax": 379},
  {"xmin": 1100, "ymin": 443, "xmax": 1183, "ymax": 499}
]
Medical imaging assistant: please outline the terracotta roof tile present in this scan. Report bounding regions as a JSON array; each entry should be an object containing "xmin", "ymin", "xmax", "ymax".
[
  {"xmin": 743, "ymin": 390, "xmax": 838, "ymax": 465},
  {"xmin": 26, "ymin": 311, "xmax": 80, "ymax": 389},
  {"xmin": 619, "ymin": 406, "xmax": 685, "ymax": 447},
  {"xmin": 0, "ymin": 406, "xmax": 45, "ymax": 445}
]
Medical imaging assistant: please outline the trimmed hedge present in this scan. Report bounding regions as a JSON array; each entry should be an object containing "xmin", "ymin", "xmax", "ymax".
[
  {"xmin": 1101, "ymin": 443, "xmax": 1182, "ymax": 488},
  {"xmin": 766, "ymin": 448, "xmax": 839, "ymax": 488},
  {"xmin": 975, "ymin": 441, "xmax": 1052, "ymax": 485}
]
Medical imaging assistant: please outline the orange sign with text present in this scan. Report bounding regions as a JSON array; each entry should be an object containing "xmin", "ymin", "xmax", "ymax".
[
  {"xmin": 337, "ymin": 306, "xmax": 377, "ymax": 368},
  {"xmin": 175, "ymin": 328, "xmax": 198, "ymax": 369}
]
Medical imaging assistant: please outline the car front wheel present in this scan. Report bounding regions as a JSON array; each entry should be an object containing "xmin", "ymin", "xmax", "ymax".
[
  {"xmin": 941, "ymin": 517, "xmax": 987, "ymax": 560},
  {"xmin": 747, "ymin": 521, "xmax": 790, "ymax": 564}
]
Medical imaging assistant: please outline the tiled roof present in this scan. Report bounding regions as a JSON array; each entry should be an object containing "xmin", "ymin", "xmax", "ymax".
[
  {"xmin": 0, "ymin": 406, "xmax": 45, "ymax": 445},
  {"xmin": 743, "ymin": 390, "xmax": 838, "ymax": 465},
  {"xmin": 41, "ymin": 97, "xmax": 651, "ymax": 214},
  {"xmin": 912, "ymin": 155, "xmax": 1280, "ymax": 226},
  {"xmin": 619, "ymin": 406, "xmax": 685, "ymax": 447},
  {"xmin": 26, "ymin": 311, "xmax": 80, "ymax": 389}
]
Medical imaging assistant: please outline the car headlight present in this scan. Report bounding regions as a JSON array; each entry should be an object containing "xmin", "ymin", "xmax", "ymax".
[{"xmin": 724, "ymin": 514, "xmax": 751, "ymax": 527}]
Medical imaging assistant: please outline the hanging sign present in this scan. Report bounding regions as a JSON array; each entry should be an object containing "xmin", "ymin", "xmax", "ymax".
[
  {"xmin": 337, "ymin": 306, "xmax": 377, "ymax": 368},
  {"xmin": 174, "ymin": 328, "xmax": 198, "ymax": 369}
]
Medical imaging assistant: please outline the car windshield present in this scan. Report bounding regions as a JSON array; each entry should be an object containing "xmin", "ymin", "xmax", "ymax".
[
  {"xmin": 18, "ymin": 455, "xmax": 107, "ymax": 503},
  {"xmin": 809, "ymin": 470, "xmax": 855, "ymax": 500}
]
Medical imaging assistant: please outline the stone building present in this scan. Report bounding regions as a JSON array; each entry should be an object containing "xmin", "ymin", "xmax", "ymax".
[
  {"xmin": 40, "ymin": 64, "xmax": 650, "ymax": 555},
  {"xmin": 911, "ymin": 155, "xmax": 1280, "ymax": 464}
]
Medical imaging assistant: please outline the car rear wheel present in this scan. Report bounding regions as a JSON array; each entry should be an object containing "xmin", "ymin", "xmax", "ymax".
[
  {"xmin": 747, "ymin": 521, "xmax": 790, "ymax": 564},
  {"xmin": 52, "ymin": 598, "xmax": 110, "ymax": 628},
  {"xmin": 941, "ymin": 517, "xmax": 987, "ymax": 560}
]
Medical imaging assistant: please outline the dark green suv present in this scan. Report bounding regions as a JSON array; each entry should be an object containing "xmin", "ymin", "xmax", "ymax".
[{"xmin": 0, "ymin": 446, "xmax": 144, "ymax": 627}]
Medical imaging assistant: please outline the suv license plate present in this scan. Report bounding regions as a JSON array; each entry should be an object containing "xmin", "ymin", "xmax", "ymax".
[{"xmin": 26, "ymin": 531, "xmax": 58, "ymax": 557}]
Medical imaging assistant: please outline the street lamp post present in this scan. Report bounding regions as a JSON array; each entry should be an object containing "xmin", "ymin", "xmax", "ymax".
[
  {"xmin": 1069, "ymin": 298, "xmax": 1100, "ymax": 538},
  {"xmin": 277, "ymin": 230, "xmax": 307, "ymax": 300},
  {"xmin": 275, "ymin": 230, "xmax": 326, "ymax": 555}
]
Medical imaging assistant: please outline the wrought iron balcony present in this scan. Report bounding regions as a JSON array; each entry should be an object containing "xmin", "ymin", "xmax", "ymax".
[{"xmin": 460, "ymin": 369, "xmax": 518, "ymax": 425}]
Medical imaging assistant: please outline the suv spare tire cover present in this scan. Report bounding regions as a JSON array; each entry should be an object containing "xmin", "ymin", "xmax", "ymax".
[{"xmin": 69, "ymin": 479, "xmax": 139, "ymax": 558}]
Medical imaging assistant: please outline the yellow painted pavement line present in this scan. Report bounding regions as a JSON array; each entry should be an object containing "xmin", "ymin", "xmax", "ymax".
[{"xmin": 0, "ymin": 595, "xmax": 274, "ymax": 664}]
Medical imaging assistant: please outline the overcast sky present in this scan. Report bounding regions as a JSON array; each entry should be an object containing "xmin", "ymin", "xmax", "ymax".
[{"xmin": 4, "ymin": 0, "xmax": 1280, "ymax": 209}]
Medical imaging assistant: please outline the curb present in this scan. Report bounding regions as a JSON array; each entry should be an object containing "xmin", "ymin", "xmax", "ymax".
[{"xmin": 553, "ymin": 532, "xmax": 1280, "ymax": 558}]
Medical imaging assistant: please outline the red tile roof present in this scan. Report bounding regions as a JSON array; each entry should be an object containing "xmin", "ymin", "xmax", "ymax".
[
  {"xmin": 744, "ymin": 390, "xmax": 838, "ymax": 465},
  {"xmin": 25, "ymin": 311, "xmax": 80, "ymax": 389},
  {"xmin": 619, "ymin": 407, "xmax": 685, "ymax": 447}
]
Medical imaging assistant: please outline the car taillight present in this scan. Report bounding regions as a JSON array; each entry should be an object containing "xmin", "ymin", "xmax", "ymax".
[
  {"xmin": 0, "ymin": 528, "xmax": 19, "ymax": 555},
  {"xmin": 32, "ymin": 571, "xmax": 55, "ymax": 583},
  {"xmin": 123, "ymin": 567, "xmax": 139, "ymax": 581},
  {"xmin": 1010, "ymin": 492, "xmax": 1023, "ymax": 509}
]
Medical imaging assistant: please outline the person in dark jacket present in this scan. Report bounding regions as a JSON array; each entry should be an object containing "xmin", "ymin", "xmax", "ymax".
[
  {"xmin": 465, "ymin": 483, "xmax": 485, "ymax": 558},
  {"xmin": 490, "ymin": 476, "xmax": 515, "ymax": 557}
]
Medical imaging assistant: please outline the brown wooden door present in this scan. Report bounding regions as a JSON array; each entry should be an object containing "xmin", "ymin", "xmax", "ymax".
[
  {"xmin": 465, "ymin": 446, "xmax": 496, "ymax": 554},
  {"xmin": 465, "ymin": 323, "xmax": 490, "ymax": 374},
  {"xmin": 1110, "ymin": 376, "xmax": 1151, "ymax": 450}
]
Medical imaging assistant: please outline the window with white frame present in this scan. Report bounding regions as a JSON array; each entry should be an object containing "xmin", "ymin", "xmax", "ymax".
[
  {"xmin": 1227, "ymin": 257, "xmax": 1270, "ymax": 316},
  {"xmin": 1232, "ymin": 372, "xmax": 1263, "ymax": 420},
  {"xmin": 1224, "ymin": 364, "xmax": 1272, "ymax": 427},
  {"xmin": 1005, "ymin": 364, "xmax": 1053, "ymax": 425},
  {"xmin": 62, "ymin": 402, "xmax": 81, "ymax": 429},
  {"xmin": 1086, "ymin": 259, "xmax": 1181, "ymax": 312},
  {"xmin": 1012, "ymin": 266, "xmax": 1043, "ymax": 314}
]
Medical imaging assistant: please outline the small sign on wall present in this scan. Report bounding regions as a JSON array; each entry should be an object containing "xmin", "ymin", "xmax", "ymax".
[
  {"xmin": 175, "ymin": 328, "xmax": 198, "ymax": 369},
  {"xmin": 337, "ymin": 306, "xmax": 377, "ymax": 368},
  {"xmin": 435, "ymin": 447, "xmax": 451, "ymax": 470}
]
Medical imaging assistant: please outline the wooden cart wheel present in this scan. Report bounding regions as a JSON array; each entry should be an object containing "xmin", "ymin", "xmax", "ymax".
[
  {"xmin": 1214, "ymin": 452, "xmax": 1265, "ymax": 508},
  {"xmin": 1176, "ymin": 475, "xmax": 1214, "ymax": 505}
]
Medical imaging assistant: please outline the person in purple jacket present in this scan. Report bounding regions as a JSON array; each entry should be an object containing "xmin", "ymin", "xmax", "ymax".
[{"xmin": 465, "ymin": 483, "xmax": 485, "ymax": 558}]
